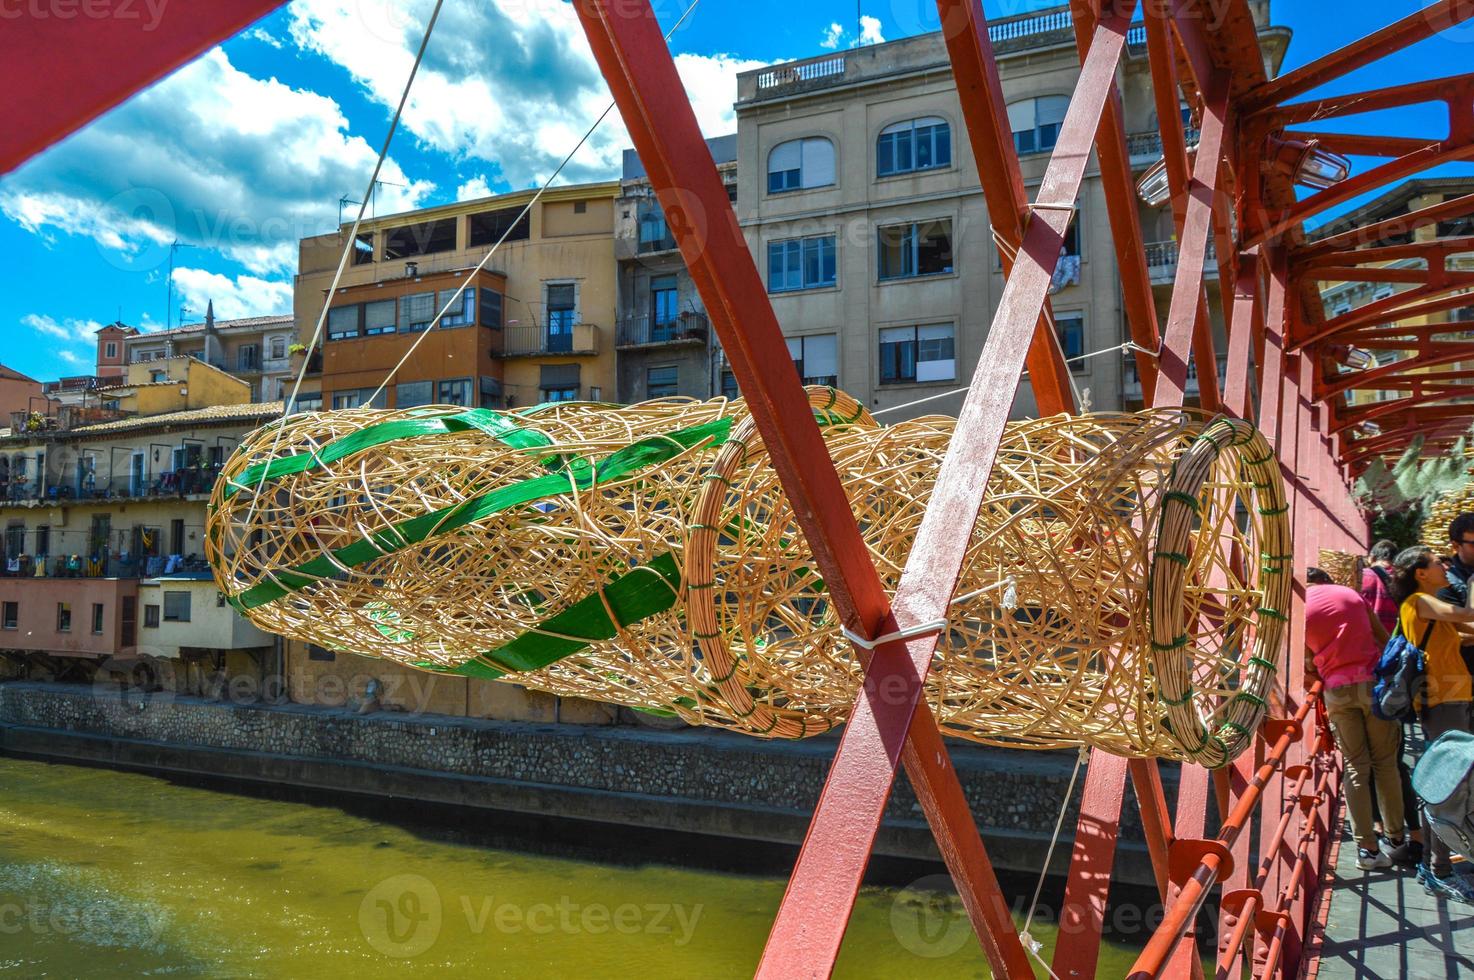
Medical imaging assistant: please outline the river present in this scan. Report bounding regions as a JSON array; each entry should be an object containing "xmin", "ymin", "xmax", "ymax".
[{"xmin": 0, "ymin": 756, "xmax": 1152, "ymax": 977}]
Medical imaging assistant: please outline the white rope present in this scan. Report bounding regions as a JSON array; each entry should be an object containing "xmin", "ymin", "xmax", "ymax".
[
  {"xmin": 365, "ymin": 0, "xmax": 706, "ymax": 405},
  {"xmin": 839, "ymin": 575, "xmax": 1016, "ymax": 650},
  {"xmin": 241, "ymin": 0, "xmax": 445, "ymax": 524},
  {"xmin": 870, "ymin": 341, "xmax": 1157, "ymax": 419},
  {"xmin": 1019, "ymin": 744, "xmax": 1089, "ymax": 977}
]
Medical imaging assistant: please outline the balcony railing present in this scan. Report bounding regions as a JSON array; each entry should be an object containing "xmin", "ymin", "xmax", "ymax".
[
  {"xmin": 1126, "ymin": 127, "xmax": 1201, "ymax": 166},
  {"xmin": 1144, "ymin": 238, "xmax": 1219, "ymax": 284},
  {"xmin": 502, "ymin": 323, "xmax": 599, "ymax": 358},
  {"xmin": 3, "ymin": 468, "xmax": 222, "ymax": 504},
  {"xmin": 1123, "ymin": 354, "xmax": 1228, "ymax": 401},
  {"xmin": 616, "ymin": 312, "xmax": 710, "ymax": 349},
  {"xmin": 756, "ymin": 54, "xmax": 846, "ymax": 90}
]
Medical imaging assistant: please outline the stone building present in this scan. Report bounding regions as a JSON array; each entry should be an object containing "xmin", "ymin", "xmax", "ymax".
[
  {"xmin": 614, "ymin": 135, "xmax": 738, "ymax": 402},
  {"xmin": 0, "ymin": 402, "xmax": 280, "ymax": 689},
  {"xmin": 293, "ymin": 182, "xmax": 621, "ymax": 412},
  {"xmin": 731, "ymin": 2, "xmax": 1288, "ymax": 419}
]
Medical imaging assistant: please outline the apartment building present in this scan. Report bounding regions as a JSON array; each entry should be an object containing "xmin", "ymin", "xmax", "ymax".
[
  {"xmin": 0, "ymin": 364, "xmax": 46, "ymax": 420},
  {"xmin": 0, "ymin": 402, "xmax": 280, "ymax": 687},
  {"xmin": 732, "ymin": 3, "xmax": 1288, "ymax": 419},
  {"xmin": 293, "ymin": 182, "xmax": 620, "ymax": 412},
  {"xmin": 1314, "ymin": 177, "xmax": 1474, "ymax": 410},
  {"xmin": 122, "ymin": 304, "xmax": 295, "ymax": 403},
  {"xmin": 614, "ymin": 136, "xmax": 738, "ymax": 402}
]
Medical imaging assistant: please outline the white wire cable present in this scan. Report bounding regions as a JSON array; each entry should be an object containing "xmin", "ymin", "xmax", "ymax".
[
  {"xmin": 364, "ymin": 0, "xmax": 705, "ymax": 405},
  {"xmin": 870, "ymin": 340, "xmax": 1158, "ymax": 419},
  {"xmin": 838, "ymin": 575, "xmax": 1015, "ymax": 650},
  {"xmin": 1018, "ymin": 744, "xmax": 1090, "ymax": 980}
]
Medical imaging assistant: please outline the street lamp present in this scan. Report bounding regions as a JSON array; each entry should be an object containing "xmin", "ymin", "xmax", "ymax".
[{"xmin": 1136, "ymin": 136, "xmax": 1351, "ymax": 206}]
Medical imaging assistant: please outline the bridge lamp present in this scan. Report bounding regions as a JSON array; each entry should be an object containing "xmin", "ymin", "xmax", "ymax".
[
  {"xmin": 1136, "ymin": 137, "xmax": 1351, "ymax": 206},
  {"xmin": 1360, "ymin": 420, "xmax": 1382, "ymax": 436}
]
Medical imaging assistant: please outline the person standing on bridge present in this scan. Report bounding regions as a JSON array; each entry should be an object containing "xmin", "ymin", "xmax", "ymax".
[
  {"xmin": 1306, "ymin": 568, "xmax": 1407, "ymax": 870},
  {"xmin": 1360, "ymin": 538, "xmax": 1400, "ymax": 635},
  {"xmin": 1391, "ymin": 546, "xmax": 1474, "ymax": 904}
]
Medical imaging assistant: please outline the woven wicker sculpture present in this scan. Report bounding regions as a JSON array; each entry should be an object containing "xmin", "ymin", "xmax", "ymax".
[
  {"xmin": 207, "ymin": 389, "xmax": 1290, "ymax": 766},
  {"xmin": 1317, "ymin": 550, "xmax": 1363, "ymax": 588},
  {"xmin": 1423, "ymin": 465, "xmax": 1474, "ymax": 549}
]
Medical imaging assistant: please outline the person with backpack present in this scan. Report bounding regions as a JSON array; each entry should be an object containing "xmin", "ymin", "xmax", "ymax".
[
  {"xmin": 1391, "ymin": 545, "xmax": 1474, "ymax": 903},
  {"xmin": 1306, "ymin": 569, "xmax": 1408, "ymax": 869},
  {"xmin": 1439, "ymin": 512, "xmax": 1474, "ymax": 676},
  {"xmin": 1361, "ymin": 538, "xmax": 1400, "ymax": 635}
]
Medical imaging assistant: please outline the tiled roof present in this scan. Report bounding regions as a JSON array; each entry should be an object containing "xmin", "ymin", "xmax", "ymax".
[
  {"xmin": 66, "ymin": 401, "xmax": 285, "ymax": 436},
  {"xmin": 129, "ymin": 314, "xmax": 293, "ymax": 339}
]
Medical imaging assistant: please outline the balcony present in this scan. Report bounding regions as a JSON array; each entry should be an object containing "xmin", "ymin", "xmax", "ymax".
[
  {"xmin": 3, "ymin": 468, "xmax": 223, "ymax": 505},
  {"xmin": 1123, "ymin": 354, "xmax": 1228, "ymax": 403},
  {"xmin": 1126, "ymin": 127, "xmax": 1201, "ymax": 168},
  {"xmin": 502, "ymin": 323, "xmax": 599, "ymax": 358},
  {"xmin": 1144, "ymin": 238, "xmax": 1219, "ymax": 285},
  {"xmin": 616, "ymin": 312, "xmax": 710, "ymax": 350}
]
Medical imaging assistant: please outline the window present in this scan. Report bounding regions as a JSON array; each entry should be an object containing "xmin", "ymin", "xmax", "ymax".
[
  {"xmin": 540, "ymin": 363, "xmax": 580, "ymax": 403},
  {"xmin": 150, "ymin": 370, "xmax": 167, "ymax": 383},
  {"xmin": 327, "ymin": 305, "xmax": 360, "ymax": 340},
  {"xmin": 2, "ymin": 602, "xmax": 16, "ymax": 630},
  {"xmin": 787, "ymin": 334, "xmax": 839, "ymax": 387},
  {"xmin": 879, "ymin": 324, "xmax": 956, "ymax": 384},
  {"xmin": 331, "ymin": 388, "xmax": 388, "ymax": 410},
  {"xmin": 1008, "ymin": 96, "xmax": 1069, "ymax": 155},
  {"xmin": 91, "ymin": 603, "xmax": 104, "ymax": 635},
  {"xmin": 647, "ymin": 366, "xmax": 679, "ymax": 398},
  {"xmin": 768, "ymin": 235, "xmax": 837, "ymax": 292},
  {"xmin": 352, "ymin": 232, "xmax": 374, "ymax": 265},
  {"xmin": 382, "ymin": 218, "xmax": 457, "ymax": 259},
  {"xmin": 396, "ymin": 381, "xmax": 433, "ymax": 408},
  {"xmin": 438, "ymin": 289, "xmax": 476, "ymax": 328},
  {"xmin": 639, "ymin": 204, "xmax": 675, "ymax": 253},
  {"xmin": 650, "ymin": 275, "xmax": 680, "ymax": 334},
  {"xmin": 105, "ymin": 342, "xmax": 117, "ymax": 358},
  {"xmin": 767, "ymin": 137, "xmax": 836, "ymax": 193},
  {"xmin": 399, "ymin": 292, "xmax": 437, "ymax": 333},
  {"xmin": 292, "ymin": 392, "xmax": 324, "ymax": 414},
  {"xmin": 546, "ymin": 283, "xmax": 577, "ymax": 352},
  {"xmin": 721, "ymin": 370, "xmax": 739, "ymax": 400},
  {"xmin": 238, "ymin": 344, "xmax": 260, "ymax": 372},
  {"xmin": 56, "ymin": 602, "xmax": 71, "ymax": 633},
  {"xmin": 1056, "ymin": 313, "xmax": 1086, "ymax": 368},
  {"xmin": 163, "ymin": 591, "xmax": 191, "ymax": 622},
  {"xmin": 437, "ymin": 379, "xmax": 472, "ymax": 406},
  {"xmin": 34, "ymin": 525, "xmax": 48, "ymax": 557},
  {"xmin": 480, "ymin": 289, "xmax": 504, "ymax": 329},
  {"xmin": 479, "ymin": 376, "xmax": 502, "ymax": 408},
  {"xmin": 573, "ymin": 200, "xmax": 587, "ymax": 214},
  {"xmin": 468, "ymin": 207, "xmax": 531, "ymax": 247},
  {"xmin": 144, "ymin": 604, "xmax": 160, "ymax": 628},
  {"xmin": 877, "ymin": 117, "xmax": 952, "ymax": 177},
  {"xmin": 308, "ymin": 643, "xmax": 336, "ymax": 662},
  {"xmin": 269, "ymin": 336, "xmax": 287, "ymax": 360},
  {"xmin": 878, "ymin": 220, "xmax": 953, "ymax": 280},
  {"xmin": 363, "ymin": 299, "xmax": 397, "ymax": 336},
  {"xmin": 542, "ymin": 386, "xmax": 579, "ymax": 402}
]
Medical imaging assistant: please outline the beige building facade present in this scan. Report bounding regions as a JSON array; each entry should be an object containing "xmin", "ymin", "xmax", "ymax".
[{"xmin": 733, "ymin": 3, "xmax": 1287, "ymax": 419}]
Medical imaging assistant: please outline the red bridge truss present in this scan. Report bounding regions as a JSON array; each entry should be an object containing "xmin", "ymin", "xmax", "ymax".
[{"xmin": 7, "ymin": 2, "xmax": 1473, "ymax": 976}]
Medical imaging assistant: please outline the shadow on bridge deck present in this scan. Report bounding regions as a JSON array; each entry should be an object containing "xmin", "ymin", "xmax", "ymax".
[{"xmin": 1312, "ymin": 827, "xmax": 1474, "ymax": 978}]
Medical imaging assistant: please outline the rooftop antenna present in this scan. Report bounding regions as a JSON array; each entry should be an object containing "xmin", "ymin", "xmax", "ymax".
[
  {"xmin": 338, "ymin": 196, "xmax": 362, "ymax": 229},
  {"xmin": 164, "ymin": 240, "xmax": 196, "ymax": 330},
  {"xmin": 370, "ymin": 178, "xmax": 406, "ymax": 219}
]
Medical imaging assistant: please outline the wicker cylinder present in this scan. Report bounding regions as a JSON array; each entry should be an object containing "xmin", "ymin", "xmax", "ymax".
[
  {"xmin": 207, "ymin": 390, "xmax": 1290, "ymax": 766},
  {"xmin": 1317, "ymin": 550, "xmax": 1363, "ymax": 588}
]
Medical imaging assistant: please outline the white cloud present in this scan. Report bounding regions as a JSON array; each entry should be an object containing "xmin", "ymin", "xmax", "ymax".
[
  {"xmin": 56, "ymin": 350, "xmax": 88, "ymax": 367},
  {"xmin": 287, "ymin": 0, "xmax": 765, "ymax": 188},
  {"xmin": 21, "ymin": 314, "xmax": 106, "ymax": 346},
  {"xmin": 456, "ymin": 176, "xmax": 494, "ymax": 202},
  {"xmin": 1, "ymin": 47, "xmax": 433, "ymax": 276},
  {"xmin": 170, "ymin": 267, "xmax": 294, "ymax": 321},
  {"xmin": 819, "ymin": 16, "xmax": 886, "ymax": 50},
  {"xmin": 246, "ymin": 26, "xmax": 285, "ymax": 49}
]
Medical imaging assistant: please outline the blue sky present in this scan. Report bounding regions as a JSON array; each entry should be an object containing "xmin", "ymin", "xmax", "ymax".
[{"xmin": 1, "ymin": 0, "xmax": 1470, "ymax": 383}]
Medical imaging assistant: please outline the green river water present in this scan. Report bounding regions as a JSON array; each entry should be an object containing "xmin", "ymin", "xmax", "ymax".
[{"xmin": 0, "ymin": 756, "xmax": 1150, "ymax": 978}]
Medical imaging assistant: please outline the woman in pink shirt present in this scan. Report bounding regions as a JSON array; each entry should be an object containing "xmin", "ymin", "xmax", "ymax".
[
  {"xmin": 1305, "ymin": 569, "xmax": 1408, "ymax": 869},
  {"xmin": 1360, "ymin": 539, "xmax": 1400, "ymax": 634}
]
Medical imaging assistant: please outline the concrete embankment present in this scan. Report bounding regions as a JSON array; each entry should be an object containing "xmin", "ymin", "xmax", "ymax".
[{"xmin": 0, "ymin": 681, "xmax": 1165, "ymax": 885}]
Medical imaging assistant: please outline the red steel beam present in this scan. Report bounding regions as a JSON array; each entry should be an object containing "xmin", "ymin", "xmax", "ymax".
[
  {"xmin": 570, "ymin": 5, "xmax": 1033, "ymax": 976},
  {"xmin": 937, "ymin": 0, "xmax": 1076, "ymax": 415},
  {"xmin": 1298, "ymin": 191, "xmax": 1474, "ymax": 260},
  {"xmin": 0, "ymin": 1, "xmax": 290, "ymax": 174}
]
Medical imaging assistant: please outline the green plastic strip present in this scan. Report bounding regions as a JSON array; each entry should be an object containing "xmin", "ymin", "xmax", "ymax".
[
  {"xmin": 1159, "ymin": 686, "xmax": 1194, "ymax": 707},
  {"xmin": 1247, "ymin": 656, "xmax": 1279, "ymax": 672},
  {"xmin": 224, "ymin": 408, "xmax": 559, "ymax": 499},
  {"xmin": 415, "ymin": 551, "xmax": 682, "ymax": 679},
  {"xmin": 1164, "ymin": 491, "xmax": 1202, "ymax": 512},
  {"xmin": 1257, "ymin": 606, "xmax": 1288, "ymax": 622},
  {"xmin": 232, "ymin": 416, "xmax": 734, "ymax": 610}
]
